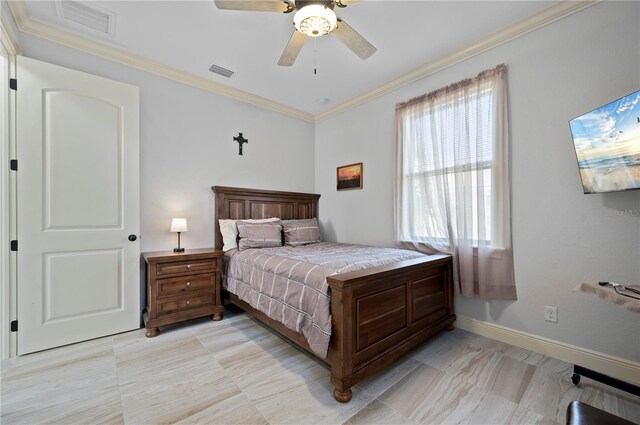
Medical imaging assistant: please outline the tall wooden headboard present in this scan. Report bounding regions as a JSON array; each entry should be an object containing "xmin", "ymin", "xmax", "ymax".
[{"xmin": 212, "ymin": 186, "xmax": 321, "ymax": 250}]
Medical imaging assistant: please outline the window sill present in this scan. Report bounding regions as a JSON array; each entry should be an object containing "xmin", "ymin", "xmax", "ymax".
[{"xmin": 398, "ymin": 239, "xmax": 507, "ymax": 259}]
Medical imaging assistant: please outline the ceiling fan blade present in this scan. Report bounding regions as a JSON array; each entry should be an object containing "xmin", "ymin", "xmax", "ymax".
[
  {"xmin": 214, "ymin": 0, "xmax": 291, "ymax": 13},
  {"xmin": 278, "ymin": 30, "xmax": 307, "ymax": 66},
  {"xmin": 331, "ymin": 18, "xmax": 376, "ymax": 60}
]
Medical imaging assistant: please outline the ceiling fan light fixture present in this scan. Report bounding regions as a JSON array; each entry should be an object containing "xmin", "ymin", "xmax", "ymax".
[{"xmin": 293, "ymin": 4, "xmax": 337, "ymax": 37}]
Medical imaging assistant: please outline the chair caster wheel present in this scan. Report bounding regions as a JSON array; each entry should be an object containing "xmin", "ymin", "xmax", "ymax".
[{"xmin": 571, "ymin": 373, "xmax": 581, "ymax": 385}]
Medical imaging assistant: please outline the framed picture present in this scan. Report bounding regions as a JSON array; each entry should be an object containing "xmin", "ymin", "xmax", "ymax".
[{"xmin": 336, "ymin": 162, "xmax": 363, "ymax": 191}]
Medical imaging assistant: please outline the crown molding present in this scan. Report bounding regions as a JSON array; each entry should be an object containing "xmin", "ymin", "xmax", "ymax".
[
  {"xmin": 315, "ymin": 0, "xmax": 600, "ymax": 122},
  {"xmin": 6, "ymin": 1, "xmax": 598, "ymax": 124},
  {"xmin": 1, "ymin": 3, "xmax": 22, "ymax": 55},
  {"xmin": 6, "ymin": 1, "xmax": 314, "ymax": 123}
]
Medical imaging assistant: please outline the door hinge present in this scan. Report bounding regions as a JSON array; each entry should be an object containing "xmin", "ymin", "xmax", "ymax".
[
  {"xmin": 10, "ymin": 320, "xmax": 17, "ymax": 332},
  {"xmin": 10, "ymin": 240, "xmax": 17, "ymax": 251},
  {"xmin": 10, "ymin": 159, "xmax": 17, "ymax": 171},
  {"xmin": 9, "ymin": 78, "xmax": 17, "ymax": 91}
]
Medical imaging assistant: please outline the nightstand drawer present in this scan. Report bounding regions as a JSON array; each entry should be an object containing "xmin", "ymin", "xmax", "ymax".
[
  {"xmin": 157, "ymin": 274, "xmax": 214, "ymax": 297},
  {"xmin": 156, "ymin": 258, "xmax": 216, "ymax": 276},
  {"xmin": 157, "ymin": 293, "xmax": 214, "ymax": 316}
]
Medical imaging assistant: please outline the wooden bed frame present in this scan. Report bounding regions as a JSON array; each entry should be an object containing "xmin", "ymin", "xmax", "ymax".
[{"xmin": 212, "ymin": 186, "xmax": 455, "ymax": 402}]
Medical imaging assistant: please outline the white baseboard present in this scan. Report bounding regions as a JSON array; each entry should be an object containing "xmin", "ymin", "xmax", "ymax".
[{"xmin": 455, "ymin": 315, "xmax": 640, "ymax": 386}]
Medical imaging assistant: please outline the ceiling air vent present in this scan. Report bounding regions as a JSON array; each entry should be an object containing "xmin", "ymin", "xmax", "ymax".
[
  {"xmin": 209, "ymin": 64, "xmax": 234, "ymax": 78},
  {"xmin": 56, "ymin": 1, "xmax": 115, "ymax": 36}
]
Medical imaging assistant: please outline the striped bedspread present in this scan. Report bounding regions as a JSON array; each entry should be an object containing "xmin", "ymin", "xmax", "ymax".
[{"xmin": 223, "ymin": 242, "xmax": 426, "ymax": 358}]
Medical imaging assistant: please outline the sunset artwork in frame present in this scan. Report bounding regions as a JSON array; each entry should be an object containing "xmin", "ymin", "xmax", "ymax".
[{"xmin": 337, "ymin": 162, "xmax": 363, "ymax": 191}]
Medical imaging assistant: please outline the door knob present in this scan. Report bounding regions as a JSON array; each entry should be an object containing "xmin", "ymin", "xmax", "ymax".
[{"xmin": 128, "ymin": 234, "xmax": 137, "ymax": 241}]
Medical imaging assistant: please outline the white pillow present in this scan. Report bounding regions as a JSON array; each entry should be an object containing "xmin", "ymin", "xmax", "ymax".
[{"xmin": 218, "ymin": 217, "xmax": 280, "ymax": 251}]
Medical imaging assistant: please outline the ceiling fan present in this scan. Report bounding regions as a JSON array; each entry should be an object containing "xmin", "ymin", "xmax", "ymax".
[{"xmin": 213, "ymin": 0, "xmax": 377, "ymax": 66}]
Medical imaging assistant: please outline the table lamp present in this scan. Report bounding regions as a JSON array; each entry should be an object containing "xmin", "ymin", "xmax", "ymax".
[{"xmin": 170, "ymin": 218, "xmax": 187, "ymax": 252}]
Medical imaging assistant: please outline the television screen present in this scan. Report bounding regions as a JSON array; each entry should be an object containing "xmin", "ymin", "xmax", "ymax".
[{"xmin": 569, "ymin": 90, "xmax": 640, "ymax": 194}]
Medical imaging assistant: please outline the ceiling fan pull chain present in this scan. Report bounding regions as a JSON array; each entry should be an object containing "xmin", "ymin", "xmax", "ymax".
[{"xmin": 314, "ymin": 37, "xmax": 318, "ymax": 75}]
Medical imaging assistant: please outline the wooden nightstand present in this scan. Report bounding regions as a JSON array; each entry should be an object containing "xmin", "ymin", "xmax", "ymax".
[{"xmin": 142, "ymin": 248, "xmax": 223, "ymax": 337}]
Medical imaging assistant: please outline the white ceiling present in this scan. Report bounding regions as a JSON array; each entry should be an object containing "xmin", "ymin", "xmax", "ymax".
[{"xmin": 22, "ymin": 0, "xmax": 557, "ymax": 116}]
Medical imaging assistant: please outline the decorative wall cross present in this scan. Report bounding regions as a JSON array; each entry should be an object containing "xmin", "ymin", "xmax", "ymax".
[{"xmin": 233, "ymin": 132, "xmax": 248, "ymax": 155}]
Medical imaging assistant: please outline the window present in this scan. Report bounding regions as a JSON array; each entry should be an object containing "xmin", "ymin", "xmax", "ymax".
[
  {"xmin": 394, "ymin": 64, "xmax": 516, "ymax": 299},
  {"xmin": 404, "ymin": 89, "xmax": 494, "ymax": 246}
]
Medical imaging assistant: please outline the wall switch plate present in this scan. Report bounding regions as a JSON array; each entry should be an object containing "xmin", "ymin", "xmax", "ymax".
[{"xmin": 545, "ymin": 306, "xmax": 558, "ymax": 323}]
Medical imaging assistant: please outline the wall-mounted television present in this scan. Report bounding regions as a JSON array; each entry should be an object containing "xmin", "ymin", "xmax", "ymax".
[{"xmin": 569, "ymin": 90, "xmax": 640, "ymax": 194}]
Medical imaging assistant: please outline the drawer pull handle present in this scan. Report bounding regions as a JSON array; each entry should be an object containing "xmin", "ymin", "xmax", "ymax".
[
  {"xmin": 186, "ymin": 300, "xmax": 191, "ymax": 305},
  {"xmin": 186, "ymin": 264, "xmax": 192, "ymax": 269},
  {"xmin": 186, "ymin": 281, "xmax": 191, "ymax": 287}
]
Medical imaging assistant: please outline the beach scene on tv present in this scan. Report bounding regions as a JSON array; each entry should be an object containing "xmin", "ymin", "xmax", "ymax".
[{"xmin": 569, "ymin": 90, "xmax": 640, "ymax": 193}]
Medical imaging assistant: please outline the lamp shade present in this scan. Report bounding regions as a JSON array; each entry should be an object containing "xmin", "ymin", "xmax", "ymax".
[{"xmin": 170, "ymin": 218, "xmax": 188, "ymax": 233}]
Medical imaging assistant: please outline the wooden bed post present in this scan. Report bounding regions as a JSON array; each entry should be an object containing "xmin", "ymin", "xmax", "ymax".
[{"xmin": 329, "ymin": 283, "xmax": 354, "ymax": 403}]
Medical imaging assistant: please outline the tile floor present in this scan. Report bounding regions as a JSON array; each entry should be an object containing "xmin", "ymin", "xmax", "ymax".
[{"xmin": 1, "ymin": 306, "xmax": 638, "ymax": 425}]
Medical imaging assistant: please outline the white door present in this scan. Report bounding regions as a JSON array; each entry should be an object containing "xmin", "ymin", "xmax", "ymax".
[{"xmin": 17, "ymin": 56, "xmax": 140, "ymax": 355}]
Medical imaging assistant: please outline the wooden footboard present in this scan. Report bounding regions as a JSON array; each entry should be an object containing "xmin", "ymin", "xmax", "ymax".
[
  {"xmin": 327, "ymin": 253, "xmax": 454, "ymax": 402},
  {"xmin": 225, "ymin": 252, "xmax": 454, "ymax": 403}
]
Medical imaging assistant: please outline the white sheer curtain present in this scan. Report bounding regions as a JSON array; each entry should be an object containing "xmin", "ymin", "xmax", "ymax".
[{"xmin": 394, "ymin": 64, "xmax": 516, "ymax": 300}]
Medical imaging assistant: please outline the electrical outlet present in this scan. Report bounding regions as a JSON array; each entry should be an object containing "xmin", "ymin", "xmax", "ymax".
[{"xmin": 545, "ymin": 306, "xmax": 558, "ymax": 323}]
